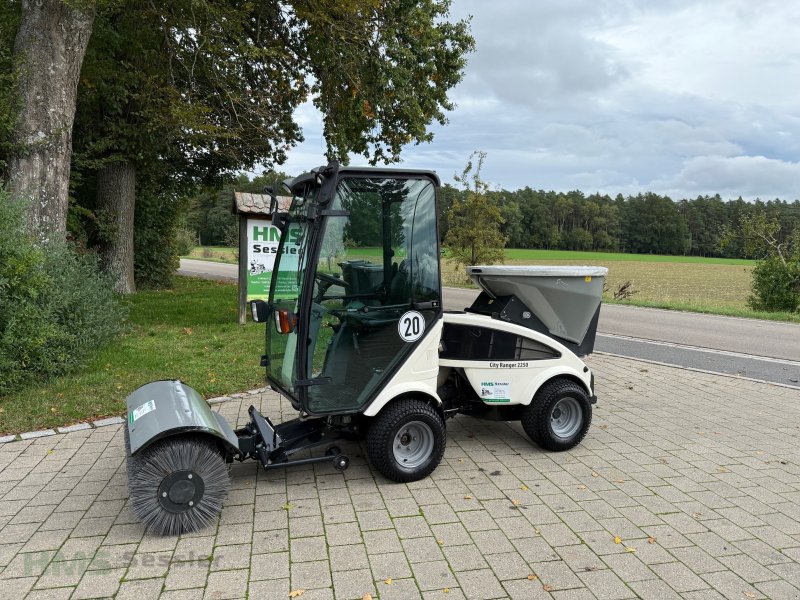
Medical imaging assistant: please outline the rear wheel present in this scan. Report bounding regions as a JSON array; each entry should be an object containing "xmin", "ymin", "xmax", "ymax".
[
  {"xmin": 522, "ymin": 379, "xmax": 592, "ymax": 451},
  {"xmin": 367, "ymin": 399, "xmax": 446, "ymax": 482}
]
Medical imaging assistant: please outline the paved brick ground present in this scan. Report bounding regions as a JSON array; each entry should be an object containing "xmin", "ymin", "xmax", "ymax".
[{"xmin": 1, "ymin": 354, "xmax": 799, "ymax": 599}]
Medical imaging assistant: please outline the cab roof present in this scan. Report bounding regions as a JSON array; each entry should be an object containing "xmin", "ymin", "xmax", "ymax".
[{"xmin": 286, "ymin": 163, "xmax": 440, "ymax": 196}]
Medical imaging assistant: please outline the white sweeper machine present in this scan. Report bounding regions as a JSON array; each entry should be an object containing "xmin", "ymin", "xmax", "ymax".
[{"xmin": 124, "ymin": 163, "xmax": 608, "ymax": 535}]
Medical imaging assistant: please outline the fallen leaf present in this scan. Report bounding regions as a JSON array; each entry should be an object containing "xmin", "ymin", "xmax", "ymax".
[
  {"xmin": 614, "ymin": 479, "xmax": 625, "ymax": 483},
  {"xmin": 463, "ymin": 495, "xmax": 472, "ymax": 500},
  {"xmin": 384, "ymin": 578, "xmax": 392, "ymax": 585},
  {"xmin": 698, "ymin": 431, "xmax": 706, "ymax": 436},
  {"xmin": 282, "ymin": 503, "xmax": 293, "ymax": 510},
  {"xmin": 289, "ymin": 590, "xmax": 305, "ymax": 598},
  {"xmin": 511, "ymin": 499, "xmax": 521, "ymax": 506},
  {"xmin": 692, "ymin": 512, "xmax": 703, "ymax": 519},
  {"xmin": 543, "ymin": 584, "xmax": 553, "ymax": 592},
  {"xmin": 591, "ymin": 471, "xmax": 599, "ymax": 477},
  {"xmin": 598, "ymin": 424, "xmax": 608, "ymax": 429},
  {"xmin": 520, "ymin": 485, "xmax": 529, "ymax": 491},
  {"xmin": 647, "ymin": 536, "xmax": 656, "ymax": 544},
  {"xmin": 718, "ymin": 467, "xmax": 729, "ymax": 473},
  {"xmin": 578, "ymin": 485, "xmax": 587, "ymax": 490},
  {"xmin": 534, "ymin": 528, "xmax": 541, "ymax": 535},
  {"xmin": 625, "ymin": 547, "xmax": 637, "ymax": 553},
  {"xmin": 437, "ymin": 539, "xmax": 444, "ymax": 545},
  {"xmin": 744, "ymin": 592, "xmax": 756, "ymax": 599},
  {"xmin": 443, "ymin": 588, "xmax": 450, "ymax": 593},
  {"xmin": 363, "ymin": 594, "xmax": 372, "ymax": 600},
  {"xmin": 183, "ymin": 327, "xmax": 193, "ymax": 335},
  {"xmin": 614, "ymin": 536, "xmax": 622, "ymax": 544},
  {"xmin": 527, "ymin": 574, "xmax": 538, "ymax": 581}
]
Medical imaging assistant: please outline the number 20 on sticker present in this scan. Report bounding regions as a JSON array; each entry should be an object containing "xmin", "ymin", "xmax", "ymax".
[{"xmin": 398, "ymin": 310, "xmax": 425, "ymax": 342}]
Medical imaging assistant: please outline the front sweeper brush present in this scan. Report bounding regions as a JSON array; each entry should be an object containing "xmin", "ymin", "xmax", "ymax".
[{"xmin": 124, "ymin": 162, "xmax": 607, "ymax": 535}]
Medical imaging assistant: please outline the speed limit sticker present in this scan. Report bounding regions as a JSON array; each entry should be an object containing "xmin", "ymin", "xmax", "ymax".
[{"xmin": 398, "ymin": 310, "xmax": 425, "ymax": 342}]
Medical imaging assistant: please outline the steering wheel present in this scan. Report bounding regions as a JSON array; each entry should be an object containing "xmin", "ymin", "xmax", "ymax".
[{"xmin": 316, "ymin": 272, "xmax": 348, "ymax": 288}]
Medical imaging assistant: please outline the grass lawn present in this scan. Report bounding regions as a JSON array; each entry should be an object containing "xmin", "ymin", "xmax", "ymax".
[{"xmin": 0, "ymin": 277, "xmax": 267, "ymax": 435}]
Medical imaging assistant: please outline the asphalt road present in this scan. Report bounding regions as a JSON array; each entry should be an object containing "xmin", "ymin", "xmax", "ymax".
[{"xmin": 179, "ymin": 258, "xmax": 800, "ymax": 388}]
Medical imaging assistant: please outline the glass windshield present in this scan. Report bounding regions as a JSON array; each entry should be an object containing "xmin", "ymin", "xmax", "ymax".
[
  {"xmin": 266, "ymin": 191, "xmax": 312, "ymax": 394},
  {"xmin": 306, "ymin": 176, "xmax": 440, "ymax": 414}
]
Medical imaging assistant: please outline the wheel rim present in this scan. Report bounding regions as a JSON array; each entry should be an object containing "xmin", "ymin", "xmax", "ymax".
[
  {"xmin": 393, "ymin": 420, "xmax": 434, "ymax": 469},
  {"xmin": 550, "ymin": 397, "xmax": 583, "ymax": 439}
]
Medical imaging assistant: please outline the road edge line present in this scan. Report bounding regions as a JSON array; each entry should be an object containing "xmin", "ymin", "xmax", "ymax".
[{"xmin": 593, "ymin": 351, "xmax": 800, "ymax": 392}]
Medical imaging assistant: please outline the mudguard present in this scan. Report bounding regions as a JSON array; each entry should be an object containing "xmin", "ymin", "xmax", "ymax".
[{"xmin": 126, "ymin": 380, "xmax": 239, "ymax": 456}]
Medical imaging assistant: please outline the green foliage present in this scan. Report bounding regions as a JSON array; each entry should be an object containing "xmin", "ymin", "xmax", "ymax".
[
  {"xmin": 133, "ymin": 185, "xmax": 183, "ymax": 289},
  {"xmin": 748, "ymin": 258, "xmax": 800, "ymax": 313},
  {"xmin": 721, "ymin": 208, "xmax": 800, "ymax": 313},
  {"xmin": 302, "ymin": 0, "xmax": 475, "ymax": 163},
  {"xmin": 0, "ymin": 192, "xmax": 126, "ymax": 394},
  {"xmin": 175, "ymin": 228, "xmax": 196, "ymax": 256},
  {"xmin": 444, "ymin": 151, "xmax": 506, "ymax": 269},
  {"xmin": 0, "ymin": 2, "xmax": 20, "ymax": 178}
]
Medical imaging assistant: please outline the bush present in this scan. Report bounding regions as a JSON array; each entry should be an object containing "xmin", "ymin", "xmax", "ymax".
[
  {"xmin": 0, "ymin": 194, "xmax": 126, "ymax": 395},
  {"xmin": 134, "ymin": 188, "xmax": 181, "ymax": 289},
  {"xmin": 748, "ymin": 258, "xmax": 800, "ymax": 313},
  {"xmin": 175, "ymin": 228, "xmax": 196, "ymax": 256}
]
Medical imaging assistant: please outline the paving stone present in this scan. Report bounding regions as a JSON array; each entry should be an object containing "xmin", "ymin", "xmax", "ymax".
[
  {"xmin": 650, "ymin": 561, "xmax": 708, "ymax": 593},
  {"xmin": 115, "ymin": 578, "xmax": 165, "ymax": 600},
  {"xmin": 291, "ymin": 559, "xmax": 332, "ymax": 589},
  {"xmin": 378, "ymin": 577, "xmax": 423, "ymax": 600},
  {"xmin": 20, "ymin": 430, "xmax": 57, "ymax": 440},
  {"xmin": 91, "ymin": 417, "xmax": 124, "ymax": 427},
  {"xmin": 204, "ymin": 568, "xmax": 248, "ymax": 599},
  {"xmin": 411, "ymin": 559, "xmax": 458, "ymax": 591},
  {"xmin": 330, "ymin": 568, "xmax": 374, "ymax": 600},
  {"xmin": 71, "ymin": 567, "xmax": 126, "ymax": 599},
  {"xmin": 442, "ymin": 544, "xmax": 489, "ymax": 572},
  {"xmin": 57, "ymin": 423, "xmax": 92, "ymax": 434},
  {"xmin": 455, "ymin": 568, "xmax": 506, "ymax": 599},
  {"xmin": 164, "ymin": 559, "xmax": 210, "ymax": 590},
  {"xmin": 0, "ymin": 356, "xmax": 798, "ymax": 600}
]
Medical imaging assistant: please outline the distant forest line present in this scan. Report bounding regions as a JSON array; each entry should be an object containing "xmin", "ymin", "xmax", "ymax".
[
  {"xmin": 186, "ymin": 173, "xmax": 799, "ymax": 260},
  {"xmin": 438, "ymin": 185, "xmax": 800, "ymax": 259}
]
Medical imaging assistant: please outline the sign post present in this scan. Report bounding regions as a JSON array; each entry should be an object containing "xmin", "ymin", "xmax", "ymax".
[{"xmin": 232, "ymin": 192, "xmax": 291, "ymax": 325}]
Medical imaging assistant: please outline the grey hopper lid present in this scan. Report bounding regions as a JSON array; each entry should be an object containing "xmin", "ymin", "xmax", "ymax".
[{"xmin": 467, "ymin": 265, "xmax": 608, "ymax": 344}]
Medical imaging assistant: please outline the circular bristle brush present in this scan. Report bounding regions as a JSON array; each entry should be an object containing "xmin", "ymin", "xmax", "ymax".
[{"xmin": 126, "ymin": 432, "xmax": 230, "ymax": 536}]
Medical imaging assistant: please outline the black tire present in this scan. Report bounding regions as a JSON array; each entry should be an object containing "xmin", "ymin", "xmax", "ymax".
[
  {"xmin": 522, "ymin": 379, "xmax": 592, "ymax": 452},
  {"xmin": 366, "ymin": 399, "xmax": 446, "ymax": 483}
]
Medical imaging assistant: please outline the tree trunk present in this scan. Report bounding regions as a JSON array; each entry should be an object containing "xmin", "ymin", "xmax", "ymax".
[
  {"xmin": 7, "ymin": 0, "xmax": 94, "ymax": 242},
  {"xmin": 97, "ymin": 161, "xmax": 136, "ymax": 294}
]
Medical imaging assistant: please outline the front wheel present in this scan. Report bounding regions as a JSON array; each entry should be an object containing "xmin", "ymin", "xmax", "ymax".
[
  {"xmin": 366, "ymin": 399, "xmax": 446, "ymax": 483},
  {"xmin": 522, "ymin": 379, "xmax": 592, "ymax": 451}
]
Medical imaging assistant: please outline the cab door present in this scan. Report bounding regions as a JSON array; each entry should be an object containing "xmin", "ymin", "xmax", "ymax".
[{"xmin": 304, "ymin": 175, "xmax": 442, "ymax": 415}]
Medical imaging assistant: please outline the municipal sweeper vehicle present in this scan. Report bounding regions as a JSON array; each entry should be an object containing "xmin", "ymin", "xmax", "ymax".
[{"xmin": 125, "ymin": 162, "xmax": 607, "ymax": 534}]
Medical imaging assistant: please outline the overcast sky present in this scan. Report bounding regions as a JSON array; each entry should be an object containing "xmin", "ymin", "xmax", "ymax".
[{"xmin": 277, "ymin": 0, "xmax": 800, "ymax": 200}]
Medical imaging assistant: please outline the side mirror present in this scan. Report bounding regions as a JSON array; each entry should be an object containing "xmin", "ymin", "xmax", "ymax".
[
  {"xmin": 274, "ymin": 308, "xmax": 298, "ymax": 334},
  {"xmin": 250, "ymin": 300, "xmax": 270, "ymax": 323}
]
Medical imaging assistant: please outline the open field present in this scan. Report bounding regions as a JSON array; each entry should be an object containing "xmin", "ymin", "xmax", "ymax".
[
  {"xmin": 0, "ymin": 277, "xmax": 265, "ymax": 435},
  {"xmin": 443, "ymin": 257, "xmax": 756, "ymax": 312},
  {"xmin": 184, "ymin": 245, "xmax": 238, "ymax": 263},
  {"xmin": 502, "ymin": 248, "xmax": 754, "ymax": 265},
  {"xmin": 184, "ymin": 246, "xmax": 799, "ymax": 322}
]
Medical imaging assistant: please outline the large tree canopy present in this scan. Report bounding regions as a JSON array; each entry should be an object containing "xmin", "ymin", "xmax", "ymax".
[{"xmin": 2, "ymin": 0, "xmax": 474, "ymax": 291}]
